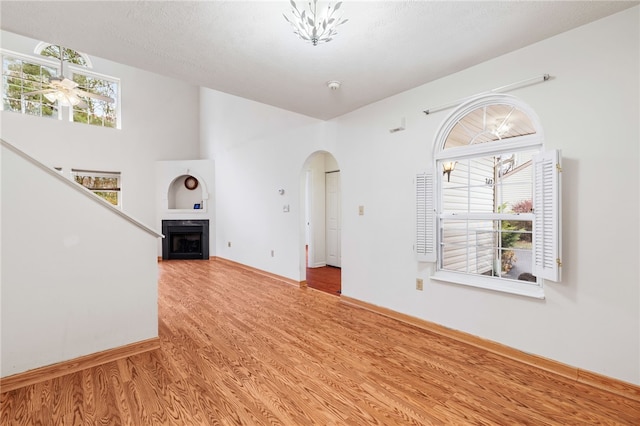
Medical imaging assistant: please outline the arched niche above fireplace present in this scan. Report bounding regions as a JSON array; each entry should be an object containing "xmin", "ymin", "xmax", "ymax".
[{"xmin": 166, "ymin": 173, "xmax": 209, "ymax": 212}]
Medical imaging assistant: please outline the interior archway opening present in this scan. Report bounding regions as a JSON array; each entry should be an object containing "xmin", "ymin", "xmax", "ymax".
[{"xmin": 299, "ymin": 151, "xmax": 342, "ymax": 296}]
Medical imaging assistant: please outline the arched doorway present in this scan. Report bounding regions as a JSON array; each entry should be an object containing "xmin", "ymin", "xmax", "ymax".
[{"xmin": 300, "ymin": 151, "xmax": 342, "ymax": 295}]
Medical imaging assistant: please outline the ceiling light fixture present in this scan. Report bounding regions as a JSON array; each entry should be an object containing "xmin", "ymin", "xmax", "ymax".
[
  {"xmin": 44, "ymin": 89, "xmax": 81, "ymax": 107},
  {"xmin": 492, "ymin": 122, "xmax": 511, "ymax": 138},
  {"xmin": 283, "ymin": 0, "xmax": 348, "ymax": 46},
  {"xmin": 327, "ymin": 80, "xmax": 341, "ymax": 90}
]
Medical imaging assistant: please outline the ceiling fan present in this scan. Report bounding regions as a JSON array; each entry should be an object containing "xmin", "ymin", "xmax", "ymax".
[{"xmin": 22, "ymin": 46, "xmax": 113, "ymax": 108}]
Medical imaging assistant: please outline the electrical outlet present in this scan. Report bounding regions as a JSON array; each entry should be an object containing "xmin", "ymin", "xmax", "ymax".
[{"xmin": 416, "ymin": 278, "xmax": 424, "ymax": 291}]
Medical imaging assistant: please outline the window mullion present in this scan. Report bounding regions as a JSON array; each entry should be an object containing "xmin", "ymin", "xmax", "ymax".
[{"xmin": 435, "ymin": 135, "xmax": 542, "ymax": 161}]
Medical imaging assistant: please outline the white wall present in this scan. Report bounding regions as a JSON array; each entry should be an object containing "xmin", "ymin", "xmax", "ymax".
[
  {"xmin": 0, "ymin": 30, "xmax": 201, "ymax": 227},
  {"xmin": 201, "ymin": 7, "xmax": 639, "ymax": 384},
  {"xmin": 337, "ymin": 7, "xmax": 639, "ymax": 384},
  {"xmin": 307, "ymin": 153, "xmax": 327, "ymax": 268},
  {"xmin": 1, "ymin": 143, "xmax": 160, "ymax": 377},
  {"xmin": 200, "ymin": 88, "xmax": 326, "ymax": 279}
]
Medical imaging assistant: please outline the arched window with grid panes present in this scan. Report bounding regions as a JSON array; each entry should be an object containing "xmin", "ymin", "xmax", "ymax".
[{"xmin": 416, "ymin": 94, "xmax": 561, "ymax": 298}]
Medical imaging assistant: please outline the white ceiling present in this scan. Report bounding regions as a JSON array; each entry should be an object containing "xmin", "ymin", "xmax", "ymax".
[{"xmin": 1, "ymin": 1, "xmax": 636, "ymax": 120}]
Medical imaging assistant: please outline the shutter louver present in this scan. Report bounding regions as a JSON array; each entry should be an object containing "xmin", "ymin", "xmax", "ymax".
[
  {"xmin": 416, "ymin": 171, "xmax": 436, "ymax": 262},
  {"xmin": 533, "ymin": 150, "xmax": 562, "ymax": 281}
]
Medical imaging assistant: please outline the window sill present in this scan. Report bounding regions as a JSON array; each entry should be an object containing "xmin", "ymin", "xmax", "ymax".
[{"xmin": 431, "ymin": 271, "xmax": 545, "ymax": 299}]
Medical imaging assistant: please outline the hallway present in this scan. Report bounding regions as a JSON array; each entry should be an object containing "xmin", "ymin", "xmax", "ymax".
[
  {"xmin": 306, "ymin": 264, "xmax": 341, "ymax": 296},
  {"xmin": 305, "ymin": 245, "xmax": 341, "ymax": 295}
]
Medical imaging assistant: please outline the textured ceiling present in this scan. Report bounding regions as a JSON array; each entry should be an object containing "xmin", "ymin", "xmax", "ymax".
[{"xmin": 1, "ymin": 1, "xmax": 637, "ymax": 120}]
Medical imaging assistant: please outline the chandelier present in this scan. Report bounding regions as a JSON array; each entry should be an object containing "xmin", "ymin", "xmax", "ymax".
[{"xmin": 283, "ymin": 0, "xmax": 348, "ymax": 46}]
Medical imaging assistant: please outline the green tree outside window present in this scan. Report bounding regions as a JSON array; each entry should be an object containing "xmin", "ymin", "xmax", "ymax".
[{"xmin": 1, "ymin": 45, "xmax": 118, "ymax": 128}]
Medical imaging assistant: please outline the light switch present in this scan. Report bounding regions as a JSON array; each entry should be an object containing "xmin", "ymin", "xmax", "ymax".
[{"xmin": 359, "ymin": 205, "xmax": 364, "ymax": 215}]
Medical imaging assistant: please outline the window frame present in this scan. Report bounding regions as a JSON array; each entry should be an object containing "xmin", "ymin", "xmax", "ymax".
[
  {"xmin": 34, "ymin": 42, "xmax": 93, "ymax": 68},
  {"xmin": 71, "ymin": 169, "xmax": 122, "ymax": 208},
  {"xmin": 1, "ymin": 47, "xmax": 120, "ymax": 129},
  {"xmin": 1, "ymin": 49, "xmax": 62, "ymax": 118},
  {"xmin": 67, "ymin": 65, "xmax": 121, "ymax": 129},
  {"xmin": 434, "ymin": 144, "xmax": 543, "ymax": 299},
  {"xmin": 420, "ymin": 94, "xmax": 560, "ymax": 299}
]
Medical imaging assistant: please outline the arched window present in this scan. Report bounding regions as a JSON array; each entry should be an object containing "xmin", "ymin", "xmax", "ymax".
[
  {"xmin": 417, "ymin": 94, "xmax": 561, "ymax": 298},
  {"xmin": 36, "ymin": 43, "xmax": 92, "ymax": 67}
]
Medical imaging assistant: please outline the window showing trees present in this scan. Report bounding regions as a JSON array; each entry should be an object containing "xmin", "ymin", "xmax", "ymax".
[
  {"xmin": 2, "ymin": 54, "xmax": 58, "ymax": 118},
  {"xmin": 418, "ymin": 94, "xmax": 561, "ymax": 298},
  {"xmin": 71, "ymin": 73, "xmax": 118, "ymax": 128},
  {"xmin": 39, "ymin": 44, "xmax": 89, "ymax": 67},
  {"xmin": 1, "ymin": 43, "xmax": 119, "ymax": 128},
  {"xmin": 71, "ymin": 169, "xmax": 121, "ymax": 207}
]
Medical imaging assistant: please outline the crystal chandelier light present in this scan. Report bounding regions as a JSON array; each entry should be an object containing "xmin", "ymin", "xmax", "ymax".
[{"xmin": 283, "ymin": 0, "xmax": 348, "ymax": 46}]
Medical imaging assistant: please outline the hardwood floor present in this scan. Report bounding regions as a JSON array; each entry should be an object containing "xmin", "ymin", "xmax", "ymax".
[
  {"xmin": 2, "ymin": 259, "xmax": 640, "ymax": 425},
  {"xmin": 305, "ymin": 245, "xmax": 341, "ymax": 296},
  {"xmin": 306, "ymin": 265, "xmax": 341, "ymax": 295}
]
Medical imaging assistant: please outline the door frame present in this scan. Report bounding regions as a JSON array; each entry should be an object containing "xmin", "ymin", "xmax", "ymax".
[{"xmin": 299, "ymin": 151, "xmax": 342, "ymax": 286}]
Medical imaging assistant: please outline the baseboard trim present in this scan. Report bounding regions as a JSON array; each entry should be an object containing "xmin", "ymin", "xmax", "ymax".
[
  {"xmin": 212, "ymin": 256, "xmax": 301, "ymax": 287},
  {"xmin": 0, "ymin": 337, "xmax": 160, "ymax": 393},
  {"xmin": 340, "ymin": 296, "xmax": 640, "ymax": 402}
]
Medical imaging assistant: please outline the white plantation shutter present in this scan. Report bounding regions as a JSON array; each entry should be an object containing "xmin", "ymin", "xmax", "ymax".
[
  {"xmin": 533, "ymin": 149, "xmax": 562, "ymax": 281},
  {"xmin": 416, "ymin": 171, "xmax": 436, "ymax": 262}
]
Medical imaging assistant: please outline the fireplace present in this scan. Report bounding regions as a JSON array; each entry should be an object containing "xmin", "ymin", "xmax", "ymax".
[{"xmin": 162, "ymin": 220, "xmax": 209, "ymax": 260}]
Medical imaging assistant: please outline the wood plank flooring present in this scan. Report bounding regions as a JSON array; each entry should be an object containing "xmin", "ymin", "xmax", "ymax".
[
  {"xmin": 306, "ymin": 265, "xmax": 341, "ymax": 295},
  {"xmin": 2, "ymin": 259, "xmax": 640, "ymax": 425}
]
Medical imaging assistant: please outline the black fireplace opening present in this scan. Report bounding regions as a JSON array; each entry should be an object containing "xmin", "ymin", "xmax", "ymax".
[
  {"xmin": 171, "ymin": 230, "xmax": 202, "ymax": 254},
  {"xmin": 162, "ymin": 220, "xmax": 209, "ymax": 260}
]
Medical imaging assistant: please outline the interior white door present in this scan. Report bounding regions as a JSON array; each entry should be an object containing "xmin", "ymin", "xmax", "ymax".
[{"xmin": 325, "ymin": 171, "xmax": 341, "ymax": 267}]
